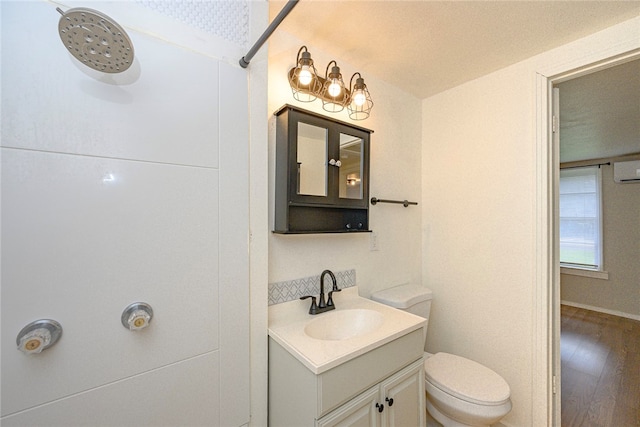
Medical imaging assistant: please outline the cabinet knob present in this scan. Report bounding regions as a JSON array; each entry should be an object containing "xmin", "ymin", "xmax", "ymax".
[
  {"xmin": 376, "ymin": 403, "xmax": 384, "ymax": 413},
  {"xmin": 386, "ymin": 397, "xmax": 394, "ymax": 407},
  {"xmin": 328, "ymin": 159, "xmax": 342, "ymax": 167},
  {"xmin": 121, "ymin": 302, "xmax": 154, "ymax": 331},
  {"xmin": 16, "ymin": 319, "xmax": 63, "ymax": 354}
]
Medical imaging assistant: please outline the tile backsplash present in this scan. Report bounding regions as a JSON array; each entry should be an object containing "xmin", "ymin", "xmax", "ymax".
[{"xmin": 268, "ymin": 269, "xmax": 356, "ymax": 305}]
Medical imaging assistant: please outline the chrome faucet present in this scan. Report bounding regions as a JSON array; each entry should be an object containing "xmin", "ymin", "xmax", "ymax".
[{"xmin": 300, "ymin": 269, "xmax": 341, "ymax": 315}]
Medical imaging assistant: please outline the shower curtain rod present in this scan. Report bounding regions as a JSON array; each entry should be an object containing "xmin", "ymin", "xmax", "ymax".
[{"xmin": 239, "ymin": 0, "xmax": 299, "ymax": 68}]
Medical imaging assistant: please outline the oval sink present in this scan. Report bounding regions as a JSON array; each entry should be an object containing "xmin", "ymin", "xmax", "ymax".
[{"xmin": 304, "ymin": 309, "xmax": 384, "ymax": 341}]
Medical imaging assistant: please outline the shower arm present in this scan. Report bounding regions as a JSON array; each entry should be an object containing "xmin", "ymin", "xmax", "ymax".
[{"xmin": 239, "ymin": 0, "xmax": 299, "ymax": 68}]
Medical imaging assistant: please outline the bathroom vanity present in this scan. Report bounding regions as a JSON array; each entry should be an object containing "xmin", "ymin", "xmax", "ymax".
[{"xmin": 268, "ymin": 287, "xmax": 426, "ymax": 426}]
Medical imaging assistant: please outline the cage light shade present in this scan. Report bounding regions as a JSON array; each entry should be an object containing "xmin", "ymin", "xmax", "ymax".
[
  {"xmin": 348, "ymin": 76, "xmax": 373, "ymax": 120},
  {"xmin": 321, "ymin": 63, "xmax": 349, "ymax": 112},
  {"xmin": 288, "ymin": 48, "xmax": 321, "ymax": 102}
]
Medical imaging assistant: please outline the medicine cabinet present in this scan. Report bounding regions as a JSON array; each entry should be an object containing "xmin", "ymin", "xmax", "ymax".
[{"xmin": 274, "ymin": 105, "xmax": 372, "ymax": 233}]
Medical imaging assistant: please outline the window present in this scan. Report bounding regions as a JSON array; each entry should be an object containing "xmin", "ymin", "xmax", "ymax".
[{"xmin": 559, "ymin": 166, "xmax": 602, "ymax": 270}]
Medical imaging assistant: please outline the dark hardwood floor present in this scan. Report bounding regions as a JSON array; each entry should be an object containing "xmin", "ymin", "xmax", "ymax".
[{"xmin": 561, "ymin": 305, "xmax": 640, "ymax": 427}]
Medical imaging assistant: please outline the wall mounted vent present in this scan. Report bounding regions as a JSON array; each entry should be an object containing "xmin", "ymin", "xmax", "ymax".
[{"xmin": 613, "ymin": 160, "xmax": 640, "ymax": 183}]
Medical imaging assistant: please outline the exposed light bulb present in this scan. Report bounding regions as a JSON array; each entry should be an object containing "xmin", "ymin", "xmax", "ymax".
[
  {"xmin": 298, "ymin": 67, "xmax": 312, "ymax": 85},
  {"xmin": 353, "ymin": 90, "xmax": 367, "ymax": 107},
  {"xmin": 328, "ymin": 80, "xmax": 342, "ymax": 97}
]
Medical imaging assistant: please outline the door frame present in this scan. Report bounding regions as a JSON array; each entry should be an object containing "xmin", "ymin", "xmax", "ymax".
[{"xmin": 534, "ymin": 39, "xmax": 640, "ymax": 425}]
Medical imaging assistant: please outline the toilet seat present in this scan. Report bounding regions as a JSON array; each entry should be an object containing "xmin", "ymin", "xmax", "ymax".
[{"xmin": 424, "ymin": 352, "xmax": 511, "ymax": 406}]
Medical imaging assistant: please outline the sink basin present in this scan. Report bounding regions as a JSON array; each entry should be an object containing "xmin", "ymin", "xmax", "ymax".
[
  {"xmin": 304, "ymin": 309, "xmax": 384, "ymax": 341},
  {"xmin": 269, "ymin": 286, "xmax": 427, "ymax": 373}
]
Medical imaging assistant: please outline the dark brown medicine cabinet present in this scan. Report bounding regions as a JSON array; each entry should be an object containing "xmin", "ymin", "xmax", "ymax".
[{"xmin": 274, "ymin": 105, "xmax": 373, "ymax": 234}]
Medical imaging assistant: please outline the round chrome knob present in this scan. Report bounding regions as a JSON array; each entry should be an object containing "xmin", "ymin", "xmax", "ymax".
[
  {"xmin": 16, "ymin": 319, "xmax": 63, "ymax": 354},
  {"xmin": 121, "ymin": 302, "xmax": 153, "ymax": 331}
]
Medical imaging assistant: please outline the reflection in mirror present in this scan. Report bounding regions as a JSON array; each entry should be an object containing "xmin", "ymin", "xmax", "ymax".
[
  {"xmin": 297, "ymin": 122, "xmax": 328, "ymax": 196},
  {"xmin": 339, "ymin": 133, "xmax": 363, "ymax": 200}
]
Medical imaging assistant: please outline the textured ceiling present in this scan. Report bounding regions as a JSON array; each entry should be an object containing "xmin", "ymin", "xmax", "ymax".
[
  {"xmin": 558, "ymin": 59, "xmax": 640, "ymax": 163},
  {"xmin": 272, "ymin": 1, "xmax": 640, "ymax": 99}
]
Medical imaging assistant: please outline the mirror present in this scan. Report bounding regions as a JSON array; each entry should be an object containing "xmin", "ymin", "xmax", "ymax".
[
  {"xmin": 297, "ymin": 122, "xmax": 328, "ymax": 196},
  {"xmin": 339, "ymin": 133, "xmax": 363, "ymax": 200}
]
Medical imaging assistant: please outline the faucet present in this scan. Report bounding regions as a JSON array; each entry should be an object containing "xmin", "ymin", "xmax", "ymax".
[{"xmin": 300, "ymin": 269, "xmax": 341, "ymax": 315}]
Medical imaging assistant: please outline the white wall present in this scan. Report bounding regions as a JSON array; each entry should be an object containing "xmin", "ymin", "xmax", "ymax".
[
  {"xmin": 422, "ymin": 60, "xmax": 535, "ymax": 427},
  {"xmin": 421, "ymin": 16, "xmax": 640, "ymax": 427},
  {"xmin": 1, "ymin": 1, "xmax": 252, "ymax": 425},
  {"xmin": 561, "ymin": 155, "xmax": 640, "ymax": 319},
  {"xmin": 267, "ymin": 32, "xmax": 423, "ymax": 297}
]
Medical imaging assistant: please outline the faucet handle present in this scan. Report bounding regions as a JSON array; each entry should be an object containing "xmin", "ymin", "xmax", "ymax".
[
  {"xmin": 327, "ymin": 288, "xmax": 341, "ymax": 307},
  {"xmin": 300, "ymin": 295, "xmax": 318, "ymax": 315}
]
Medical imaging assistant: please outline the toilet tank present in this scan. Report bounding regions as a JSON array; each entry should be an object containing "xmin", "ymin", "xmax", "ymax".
[{"xmin": 370, "ymin": 284, "xmax": 433, "ymax": 323}]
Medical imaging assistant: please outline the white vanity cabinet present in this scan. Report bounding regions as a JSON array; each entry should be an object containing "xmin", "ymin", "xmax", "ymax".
[
  {"xmin": 317, "ymin": 359, "xmax": 425, "ymax": 427},
  {"xmin": 268, "ymin": 328, "xmax": 425, "ymax": 427}
]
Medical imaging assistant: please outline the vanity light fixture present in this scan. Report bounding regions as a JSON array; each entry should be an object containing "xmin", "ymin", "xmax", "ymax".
[{"xmin": 288, "ymin": 46, "xmax": 373, "ymax": 120}]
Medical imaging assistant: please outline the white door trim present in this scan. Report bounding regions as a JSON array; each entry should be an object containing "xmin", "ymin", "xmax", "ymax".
[{"xmin": 534, "ymin": 20, "xmax": 640, "ymax": 425}]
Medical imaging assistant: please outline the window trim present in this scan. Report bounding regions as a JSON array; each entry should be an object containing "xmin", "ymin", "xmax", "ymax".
[{"xmin": 560, "ymin": 266, "xmax": 609, "ymax": 280}]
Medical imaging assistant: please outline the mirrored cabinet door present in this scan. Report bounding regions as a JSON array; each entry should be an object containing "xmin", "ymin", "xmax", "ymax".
[
  {"xmin": 339, "ymin": 133, "xmax": 364, "ymax": 201},
  {"xmin": 297, "ymin": 122, "xmax": 328, "ymax": 197}
]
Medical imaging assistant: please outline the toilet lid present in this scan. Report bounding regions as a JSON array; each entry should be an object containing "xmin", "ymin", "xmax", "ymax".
[{"xmin": 424, "ymin": 353, "xmax": 511, "ymax": 405}]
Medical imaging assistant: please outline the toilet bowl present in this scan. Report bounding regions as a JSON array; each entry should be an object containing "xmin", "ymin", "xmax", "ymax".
[
  {"xmin": 424, "ymin": 352, "xmax": 512, "ymax": 427},
  {"xmin": 370, "ymin": 284, "xmax": 512, "ymax": 427}
]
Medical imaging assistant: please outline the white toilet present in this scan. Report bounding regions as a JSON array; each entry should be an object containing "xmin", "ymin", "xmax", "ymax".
[{"xmin": 371, "ymin": 284, "xmax": 512, "ymax": 427}]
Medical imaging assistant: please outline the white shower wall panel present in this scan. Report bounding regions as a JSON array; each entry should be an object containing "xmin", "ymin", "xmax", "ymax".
[
  {"xmin": 1, "ymin": 352, "xmax": 220, "ymax": 426},
  {"xmin": 1, "ymin": 1, "xmax": 220, "ymax": 168},
  {"xmin": 1, "ymin": 149, "xmax": 220, "ymax": 415}
]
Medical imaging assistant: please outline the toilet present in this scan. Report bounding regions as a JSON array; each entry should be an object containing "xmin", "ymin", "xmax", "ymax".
[{"xmin": 371, "ymin": 284, "xmax": 512, "ymax": 427}]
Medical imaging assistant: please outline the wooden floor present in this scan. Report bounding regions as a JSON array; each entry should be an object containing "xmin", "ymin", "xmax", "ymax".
[{"xmin": 561, "ymin": 305, "xmax": 640, "ymax": 427}]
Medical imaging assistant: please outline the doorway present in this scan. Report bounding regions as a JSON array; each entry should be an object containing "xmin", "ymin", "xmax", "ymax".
[
  {"xmin": 537, "ymin": 51, "xmax": 640, "ymax": 426},
  {"xmin": 555, "ymin": 59, "xmax": 640, "ymax": 426}
]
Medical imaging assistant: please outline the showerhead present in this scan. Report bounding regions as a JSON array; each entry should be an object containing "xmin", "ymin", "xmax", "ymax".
[{"xmin": 57, "ymin": 7, "xmax": 134, "ymax": 74}]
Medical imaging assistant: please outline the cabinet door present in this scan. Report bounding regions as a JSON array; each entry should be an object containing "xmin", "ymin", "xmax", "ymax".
[
  {"xmin": 380, "ymin": 360, "xmax": 425, "ymax": 427},
  {"xmin": 335, "ymin": 126, "xmax": 369, "ymax": 209},
  {"xmin": 317, "ymin": 386, "xmax": 380, "ymax": 427},
  {"xmin": 290, "ymin": 112, "xmax": 332, "ymax": 205}
]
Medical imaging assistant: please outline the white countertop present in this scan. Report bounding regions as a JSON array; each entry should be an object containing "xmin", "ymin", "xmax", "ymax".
[{"xmin": 268, "ymin": 286, "xmax": 427, "ymax": 374}]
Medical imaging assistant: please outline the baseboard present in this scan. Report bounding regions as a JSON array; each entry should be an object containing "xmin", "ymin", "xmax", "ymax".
[{"xmin": 561, "ymin": 300, "xmax": 640, "ymax": 321}]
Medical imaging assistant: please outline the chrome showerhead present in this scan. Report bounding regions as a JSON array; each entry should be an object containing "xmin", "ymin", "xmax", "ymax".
[{"xmin": 57, "ymin": 7, "xmax": 134, "ymax": 73}]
